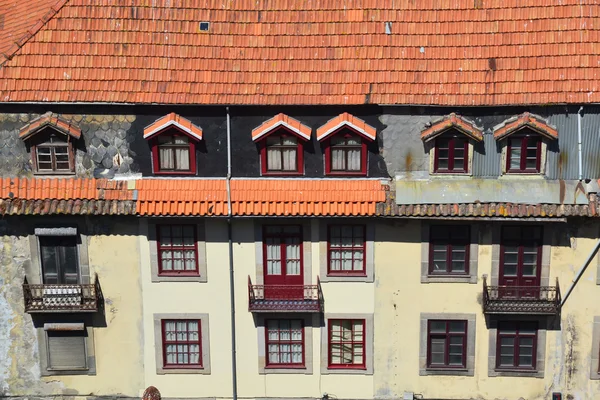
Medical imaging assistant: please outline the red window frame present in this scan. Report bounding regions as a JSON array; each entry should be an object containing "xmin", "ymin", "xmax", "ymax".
[
  {"xmin": 328, "ymin": 319, "xmax": 366, "ymax": 370},
  {"xmin": 429, "ymin": 226, "xmax": 470, "ymax": 275},
  {"xmin": 499, "ymin": 226, "xmax": 542, "ymax": 284},
  {"xmin": 325, "ymin": 131, "xmax": 367, "ymax": 176},
  {"xmin": 327, "ymin": 225, "xmax": 366, "ymax": 276},
  {"xmin": 496, "ymin": 321, "xmax": 538, "ymax": 370},
  {"xmin": 157, "ymin": 225, "xmax": 199, "ymax": 276},
  {"xmin": 426, "ymin": 320, "xmax": 467, "ymax": 369},
  {"xmin": 506, "ymin": 134, "xmax": 542, "ymax": 173},
  {"xmin": 260, "ymin": 132, "xmax": 304, "ymax": 176},
  {"xmin": 161, "ymin": 319, "xmax": 202, "ymax": 369},
  {"xmin": 433, "ymin": 135, "xmax": 468, "ymax": 173},
  {"xmin": 265, "ymin": 319, "xmax": 305, "ymax": 368},
  {"xmin": 151, "ymin": 132, "xmax": 197, "ymax": 175}
]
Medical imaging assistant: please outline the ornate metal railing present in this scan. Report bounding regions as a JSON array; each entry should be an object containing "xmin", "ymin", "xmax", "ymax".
[
  {"xmin": 23, "ymin": 275, "xmax": 101, "ymax": 313},
  {"xmin": 248, "ymin": 276, "xmax": 323, "ymax": 312},
  {"xmin": 483, "ymin": 277, "xmax": 561, "ymax": 315}
]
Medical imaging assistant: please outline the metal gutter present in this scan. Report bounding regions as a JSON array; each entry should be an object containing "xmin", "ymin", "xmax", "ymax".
[{"xmin": 578, "ymin": 106, "xmax": 584, "ymax": 180}]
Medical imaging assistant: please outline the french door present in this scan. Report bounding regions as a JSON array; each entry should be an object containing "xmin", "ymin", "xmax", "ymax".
[
  {"xmin": 39, "ymin": 236, "xmax": 79, "ymax": 284},
  {"xmin": 499, "ymin": 226, "xmax": 542, "ymax": 298},
  {"xmin": 263, "ymin": 225, "xmax": 303, "ymax": 299}
]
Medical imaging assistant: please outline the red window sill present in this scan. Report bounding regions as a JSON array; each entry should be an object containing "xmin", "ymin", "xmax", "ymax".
[
  {"xmin": 163, "ymin": 364, "xmax": 203, "ymax": 369},
  {"xmin": 265, "ymin": 364, "xmax": 306, "ymax": 369},
  {"xmin": 327, "ymin": 365, "xmax": 366, "ymax": 370},
  {"xmin": 327, "ymin": 271, "xmax": 367, "ymax": 277},
  {"xmin": 152, "ymin": 170, "xmax": 197, "ymax": 176}
]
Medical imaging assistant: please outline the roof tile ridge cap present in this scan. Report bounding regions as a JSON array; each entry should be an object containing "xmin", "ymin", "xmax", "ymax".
[{"xmin": 0, "ymin": 0, "xmax": 70, "ymax": 67}]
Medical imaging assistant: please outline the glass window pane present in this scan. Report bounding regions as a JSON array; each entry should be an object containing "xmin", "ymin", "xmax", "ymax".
[
  {"xmin": 430, "ymin": 321, "xmax": 446, "ymax": 333},
  {"xmin": 449, "ymin": 321, "xmax": 466, "ymax": 333}
]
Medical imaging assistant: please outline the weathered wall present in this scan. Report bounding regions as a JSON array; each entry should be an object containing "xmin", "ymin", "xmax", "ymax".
[{"xmin": 0, "ymin": 217, "xmax": 144, "ymax": 397}]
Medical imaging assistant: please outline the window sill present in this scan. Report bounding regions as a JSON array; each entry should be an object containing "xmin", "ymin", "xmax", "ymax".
[
  {"xmin": 327, "ymin": 366, "xmax": 366, "ymax": 370},
  {"xmin": 261, "ymin": 365, "xmax": 311, "ymax": 374},
  {"xmin": 152, "ymin": 170, "xmax": 197, "ymax": 176},
  {"xmin": 262, "ymin": 172, "xmax": 304, "ymax": 176},
  {"xmin": 326, "ymin": 172, "xmax": 367, "ymax": 177},
  {"xmin": 489, "ymin": 367, "xmax": 542, "ymax": 378},
  {"xmin": 421, "ymin": 274, "xmax": 476, "ymax": 284},
  {"xmin": 420, "ymin": 366, "xmax": 472, "ymax": 376},
  {"xmin": 152, "ymin": 274, "xmax": 207, "ymax": 283},
  {"xmin": 327, "ymin": 272, "xmax": 367, "ymax": 277},
  {"xmin": 426, "ymin": 366, "xmax": 467, "ymax": 371},
  {"xmin": 34, "ymin": 171, "xmax": 76, "ymax": 176},
  {"xmin": 265, "ymin": 365, "xmax": 306, "ymax": 369},
  {"xmin": 156, "ymin": 366, "xmax": 209, "ymax": 375}
]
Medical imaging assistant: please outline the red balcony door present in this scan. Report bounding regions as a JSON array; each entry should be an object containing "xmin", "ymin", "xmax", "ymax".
[
  {"xmin": 263, "ymin": 226, "xmax": 303, "ymax": 299},
  {"xmin": 499, "ymin": 226, "xmax": 542, "ymax": 298}
]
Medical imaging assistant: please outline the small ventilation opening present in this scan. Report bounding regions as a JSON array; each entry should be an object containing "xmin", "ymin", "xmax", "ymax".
[{"xmin": 199, "ymin": 22, "xmax": 210, "ymax": 32}]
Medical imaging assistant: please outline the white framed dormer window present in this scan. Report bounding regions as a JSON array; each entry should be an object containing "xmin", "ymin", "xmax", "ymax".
[
  {"xmin": 493, "ymin": 112, "xmax": 558, "ymax": 176},
  {"xmin": 420, "ymin": 113, "xmax": 483, "ymax": 176}
]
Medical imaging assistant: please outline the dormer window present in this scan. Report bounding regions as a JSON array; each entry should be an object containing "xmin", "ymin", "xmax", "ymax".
[
  {"xmin": 317, "ymin": 113, "xmax": 376, "ymax": 176},
  {"xmin": 19, "ymin": 112, "xmax": 81, "ymax": 175},
  {"xmin": 144, "ymin": 113, "xmax": 202, "ymax": 175},
  {"xmin": 493, "ymin": 112, "xmax": 558, "ymax": 175},
  {"xmin": 252, "ymin": 114, "xmax": 311, "ymax": 176},
  {"xmin": 421, "ymin": 113, "xmax": 483, "ymax": 176}
]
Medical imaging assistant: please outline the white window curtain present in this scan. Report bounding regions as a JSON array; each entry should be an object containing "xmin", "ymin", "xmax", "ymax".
[
  {"xmin": 285, "ymin": 238, "xmax": 301, "ymax": 275},
  {"xmin": 266, "ymin": 239, "xmax": 282, "ymax": 275},
  {"xmin": 175, "ymin": 148, "xmax": 190, "ymax": 170},
  {"xmin": 347, "ymin": 149, "xmax": 361, "ymax": 170}
]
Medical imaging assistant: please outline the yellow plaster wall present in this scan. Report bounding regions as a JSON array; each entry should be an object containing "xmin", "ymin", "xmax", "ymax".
[{"xmin": 374, "ymin": 220, "xmax": 600, "ymax": 400}]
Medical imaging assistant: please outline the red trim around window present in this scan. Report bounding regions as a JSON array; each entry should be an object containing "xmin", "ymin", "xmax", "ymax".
[
  {"xmin": 265, "ymin": 319, "xmax": 305, "ymax": 368},
  {"xmin": 161, "ymin": 319, "xmax": 202, "ymax": 368},
  {"xmin": 327, "ymin": 225, "xmax": 366, "ymax": 276},
  {"xmin": 495, "ymin": 321, "xmax": 538, "ymax": 370},
  {"xmin": 328, "ymin": 319, "xmax": 366, "ymax": 369},
  {"xmin": 262, "ymin": 225, "xmax": 304, "ymax": 287},
  {"xmin": 150, "ymin": 131, "xmax": 197, "ymax": 175},
  {"xmin": 428, "ymin": 226, "xmax": 470, "ymax": 275},
  {"xmin": 506, "ymin": 134, "xmax": 542, "ymax": 173},
  {"xmin": 426, "ymin": 320, "xmax": 467, "ymax": 369},
  {"xmin": 157, "ymin": 225, "xmax": 199, "ymax": 276},
  {"xmin": 324, "ymin": 131, "xmax": 368, "ymax": 176},
  {"xmin": 433, "ymin": 135, "xmax": 468, "ymax": 173},
  {"xmin": 259, "ymin": 131, "xmax": 304, "ymax": 176}
]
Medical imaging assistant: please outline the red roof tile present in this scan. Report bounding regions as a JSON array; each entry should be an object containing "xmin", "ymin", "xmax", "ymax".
[
  {"xmin": 252, "ymin": 114, "xmax": 312, "ymax": 142},
  {"xmin": 144, "ymin": 113, "xmax": 203, "ymax": 141},
  {"xmin": 493, "ymin": 112, "xmax": 558, "ymax": 141},
  {"xmin": 3, "ymin": 1, "xmax": 600, "ymax": 106},
  {"xmin": 421, "ymin": 113, "xmax": 483, "ymax": 142},
  {"xmin": 19, "ymin": 111, "xmax": 82, "ymax": 140},
  {"xmin": 316, "ymin": 113, "xmax": 376, "ymax": 142},
  {"xmin": 136, "ymin": 179, "xmax": 386, "ymax": 216}
]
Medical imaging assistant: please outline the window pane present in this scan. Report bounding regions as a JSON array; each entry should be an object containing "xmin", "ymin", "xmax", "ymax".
[
  {"xmin": 430, "ymin": 321, "xmax": 446, "ymax": 333},
  {"xmin": 282, "ymin": 148, "xmax": 297, "ymax": 171},
  {"xmin": 430, "ymin": 338, "xmax": 445, "ymax": 364},
  {"xmin": 159, "ymin": 147, "xmax": 174, "ymax": 169},
  {"xmin": 267, "ymin": 148, "xmax": 282, "ymax": 170},
  {"xmin": 175, "ymin": 148, "xmax": 190, "ymax": 170},
  {"xmin": 347, "ymin": 149, "xmax": 361, "ymax": 171},
  {"xmin": 331, "ymin": 149, "xmax": 345, "ymax": 170},
  {"xmin": 449, "ymin": 321, "xmax": 466, "ymax": 333}
]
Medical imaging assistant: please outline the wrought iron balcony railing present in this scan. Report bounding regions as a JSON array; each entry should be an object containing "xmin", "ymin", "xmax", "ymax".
[
  {"xmin": 483, "ymin": 277, "xmax": 561, "ymax": 315},
  {"xmin": 248, "ymin": 276, "xmax": 323, "ymax": 313},
  {"xmin": 23, "ymin": 275, "xmax": 102, "ymax": 313}
]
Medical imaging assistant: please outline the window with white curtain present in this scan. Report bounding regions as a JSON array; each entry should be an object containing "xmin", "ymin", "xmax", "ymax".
[
  {"xmin": 265, "ymin": 135, "xmax": 298, "ymax": 172},
  {"xmin": 264, "ymin": 225, "xmax": 302, "ymax": 277},
  {"xmin": 157, "ymin": 225, "xmax": 198, "ymax": 275},
  {"xmin": 162, "ymin": 319, "xmax": 202, "ymax": 367},
  {"xmin": 328, "ymin": 225, "xmax": 365, "ymax": 274},
  {"xmin": 158, "ymin": 135, "xmax": 191, "ymax": 171},
  {"xmin": 330, "ymin": 134, "xmax": 362, "ymax": 172},
  {"xmin": 266, "ymin": 319, "xmax": 304, "ymax": 366}
]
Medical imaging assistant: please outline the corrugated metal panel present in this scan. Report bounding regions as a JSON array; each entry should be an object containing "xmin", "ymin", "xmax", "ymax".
[
  {"xmin": 546, "ymin": 112, "xmax": 578, "ymax": 180},
  {"xmin": 473, "ymin": 133, "xmax": 501, "ymax": 178},
  {"xmin": 581, "ymin": 106, "xmax": 600, "ymax": 180}
]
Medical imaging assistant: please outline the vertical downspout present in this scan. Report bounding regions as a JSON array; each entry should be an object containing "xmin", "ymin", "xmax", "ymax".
[
  {"xmin": 578, "ymin": 106, "xmax": 584, "ymax": 180},
  {"xmin": 226, "ymin": 106, "xmax": 238, "ymax": 400}
]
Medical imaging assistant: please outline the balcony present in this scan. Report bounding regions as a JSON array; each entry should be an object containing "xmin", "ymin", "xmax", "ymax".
[
  {"xmin": 23, "ymin": 275, "xmax": 102, "ymax": 313},
  {"xmin": 248, "ymin": 276, "xmax": 323, "ymax": 313},
  {"xmin": 483, "ymin": 277, "xmax": 561, "ymax": 315}
]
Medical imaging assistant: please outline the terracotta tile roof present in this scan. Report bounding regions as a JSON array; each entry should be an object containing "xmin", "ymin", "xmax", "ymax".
[
  {"xmin": 493, "ymin": 112, "xmax": 558, "ymax": 141},
  {"xmin": 3, "ymin": 1, "xmax": 599, "ymax": 106},
  {"xmin": 0, "ymin": 178, "xmax": 135, "ymax": 215},
  {"xmin": 316, "ymin": 113, "xmax": 376, "ymax": 142},
  {"xmin": 136, "ymin": 179, "xmax": 387, "ymax": 216},
  {"xmin": 19, "ymin": 111, "xmax": 81, "ymax": 140},
  {"xmin": 144, "ymin": 113, "xmax": 203, "ymax": 141},
  {"xmin": 252, "ymin": 114, "xmax": 312, "ymax": 142},
  {"xmin": 0, "ymin": 0, "xmax": 62, "ymax": 63},
  {"xmin": 421, "ymin": 113, "xmax": 483, "ymax": 142}
]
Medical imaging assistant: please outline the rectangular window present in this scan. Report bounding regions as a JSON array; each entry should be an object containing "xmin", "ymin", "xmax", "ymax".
[
  {"xmin": 266, "ymin": 319, "xmax": 304, "ymax": 367},
  {"xmin": 328, "ymin": 225, "xmax": 366, "ymax": 275},
  {"xmin": 39, "ymin": 236, "xmax": 79, "ymax": 284},
  {"xmin": 330, "ymin": 134, "xmax": 364, "ymax": 173},
  {"xmin": 266, "ymin": 135, "xmax": 299, "ymax": 172},
  {"xmin": 496, "ymin": 321, "xmax": 537, "ymax": 369},
  {"xmin": 162, "ymin": 319, "xmax": 202, "ymax": 368},
  {"xmin": 46, "ymin": 330, "xmax": 87, "ymax": 370},
  {"xmin": 157, "ymin": 225, "xmax": 198, "ymax": 275},
  {"xmin": 500, "ymin": 226, "xmax": 542, "ymax": 288},
  {"xmin": 328, "ymin": 319, "xmax": 365, "ymax": 369},
  {"xmin": 158, "ymin": 135, "xmax": 191, "ymax": 171},
  {"xmin": 264, "ymin": 226, "xmax": 302, "ymax": 278},
  {"xmin": 34, "ymin": 133, "xmax": 74, "ymax": 174},
  {"xmin": 434, "ymin": 136, "xmax": 468, "ymax": 173},
  {"xmin": 427, "ymin": 320, "xmax": 467, "ymax": 368},
  {"xmin": 507, "ymin": 135, "xmax": 541, "ymax": 173},
  {"xmin": 429, "ymin": 226, "xmax": 470, "ymax": 275}
]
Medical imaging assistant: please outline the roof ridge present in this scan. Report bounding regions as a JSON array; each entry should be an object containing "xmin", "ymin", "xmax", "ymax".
[{"xmin": 0, "ymin": 0, "xmax": 68, "ymax": 67}]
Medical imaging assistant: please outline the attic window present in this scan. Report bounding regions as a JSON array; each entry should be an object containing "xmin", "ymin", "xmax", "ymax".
[{"xmin": 199, "ymin": 22, "xmax": 210, "ymax": 32}]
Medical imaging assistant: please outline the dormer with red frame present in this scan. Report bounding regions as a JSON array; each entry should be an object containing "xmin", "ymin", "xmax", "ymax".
[
  {"xmin": 19, "ymin": 112, "xmax": 82, "ymax": 175},
  {"xmin": 316, "ymin": 113, "xmax": 376, "ymax": 176},
  {"xmin": 420, "ymin": 113, "xmax": 483, "ymax": 175},
  {"xmin": 493, "ymin": 112, "xmax": 558, "ymax": 175},
  {"xmin": 144, "ymin": 113, "xmax": 202, "ymax": 175},
  {"xmin": 252, "ymin": 114, "xmax": 311, "ymax": 176}
]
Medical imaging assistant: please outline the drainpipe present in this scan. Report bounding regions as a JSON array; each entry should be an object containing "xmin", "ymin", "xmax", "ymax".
[
  {"xmin": 226, "ymin": 106, "xmax": 238, "ymax": 400},
  {"xmin": 577, "ymin": 106, "xmax": 584, "ymax": 180},
  {"xmin": 561, "ymin": 238, "xmax": 600, "ymax": 307}
]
